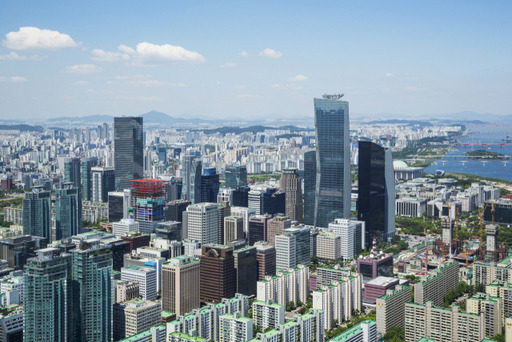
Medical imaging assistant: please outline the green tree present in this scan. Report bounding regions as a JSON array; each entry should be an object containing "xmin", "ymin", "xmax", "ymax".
[{"xmin": 383, "ymin": 326, "xmax": 405, "ymax": 342}]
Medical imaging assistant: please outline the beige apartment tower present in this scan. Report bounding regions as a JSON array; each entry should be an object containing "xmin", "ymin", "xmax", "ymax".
[{"xmin": 162, "ymin": 255, "xmax": 200, "ymax": 315}]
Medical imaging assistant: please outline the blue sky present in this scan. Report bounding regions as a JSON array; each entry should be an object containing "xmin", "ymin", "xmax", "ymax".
[{"xmin": 0, "ymin": 1, "xmax": 511, "ymax": 120}]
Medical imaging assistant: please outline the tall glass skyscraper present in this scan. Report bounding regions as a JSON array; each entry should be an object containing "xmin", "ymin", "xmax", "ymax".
[
  {"xmin": 23, "ymin": 187, "xmax": 52, "ymax": 241},
  {"xmin": 303, "ymin": 150, "xmax": 316, "ymax": 226},
  {"xmin": 357, "ymin": 141, "xmax": 395, "ymax": 244},
  {"xmin": 64, "ymin": 157, "xmax": 81, "ymax": 189},
  {"xmin": 24, "ymin": 248, "xmax": 72, "ymax": 342},
  {"xmin": 114, "ymin": 116, "xmax": 143, "ymax": 191},
  {"xmin": 312, "ymin": 94, "xmax": 350, "ymax": 228},
  {"xmin": 80, "ymin": 156, "xmax": 98, "ymax": 201},
  {"xmin": 182, "ymin": 155, "xmax": 202, "ymax": 204},
  {"xmin": 225, "ymin": 164, "xmax": 247, "ymax": 189},
  {"xmin": 55, "ymin": 184, "xmax": 82, "ymax": 240}
]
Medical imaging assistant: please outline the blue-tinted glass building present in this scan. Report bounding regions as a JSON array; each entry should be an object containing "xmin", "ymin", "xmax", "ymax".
[
  {"xmin": 225, "ymin": 164, "xmax": 247, "ymax": 189},
  {"xmin": 114, "ymin": 117, "xmax": 143, "ymax": 191},
  {"xmin": 312, "ymin": 94, "xmax": 351, "ymax": 228},
  {"xmin": 55, "ymin": 183, "xmax": 82, "ymax": 240},
  {"xmin": 23, "ymin": 187, "xmax": 52, "ymax": 242}
]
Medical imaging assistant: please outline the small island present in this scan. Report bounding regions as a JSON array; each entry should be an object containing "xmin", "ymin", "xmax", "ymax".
[{"xmin": 465, "ymin": 149, "xmax": 509, "ymax": 160}]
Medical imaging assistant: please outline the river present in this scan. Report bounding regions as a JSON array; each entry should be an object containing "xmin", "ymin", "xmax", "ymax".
[{"xmin": 424, "ymin": 122, "xmax": 512, "ymax": 182}]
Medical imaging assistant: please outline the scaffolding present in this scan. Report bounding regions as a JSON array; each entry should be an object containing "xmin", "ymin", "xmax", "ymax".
[
  {"xmin": 130, "ymin": 179, "xmax": 166, "ymax": 222},
  {"xmin": 130, "ymin": 179, "xmax": 166, "ymax": 199}
]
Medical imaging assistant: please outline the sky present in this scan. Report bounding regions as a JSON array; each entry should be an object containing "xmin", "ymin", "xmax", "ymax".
[{"xmin": 0, "ymin": 1, "xmax": 511, "ymax": 121}]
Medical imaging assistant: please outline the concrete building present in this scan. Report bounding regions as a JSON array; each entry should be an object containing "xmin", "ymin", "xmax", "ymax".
[
  {"xmin": 118, "ymin": 326, "xmax": 166, "ymax": 342},
  {"xmin": 357, "ymin": 252, "xmax": 394, "ymax": 281},
  {"xmin": 230, "ymin": 206, "xmax": 256, "ymax": 234},
  {"xmin": 267, "ymin": 215, "xmax": 291, "ymax": 247},
  {"xmin": 414, "ymin": 261, "xmax": 459, "ymax": 306},
  {"xmin": 275, "ymin": 233, "xmax": 296, "ymax": 270},
  {"xmin": 113, "ymin": 299, "xmax": 161, "ymax": 341},
  {"xmin": 257, "ymin": 265, "xmax": 309, "ymax": 308},
  {"xmin": 121, "ymin": 265, "xmax": 157, "ymax": 301},
  {"xmin": 328, "ymin": 320, "xmax": 377, "ymax": 342},
  {"xmin": 467, "ymin": 292, "xmax": 503, "ymax": 339},
  {"xmin": 113, "ymin": 218, "xmax": 140, "ymax": 237},
  {"xmin": 363, "ymin": 277, "xmax": 399, "ymax": 304},
  {"xmin": 116, "ymin": 281, "xmax": 140, "ymax": 303},
  {"xmin": 316, "ymin": 233, "xmax": 342, "ymax": 261},
  {"xmin": 219, "ymin": 312, "xmax": 253, "ymax": 342},
  {"xmin": 0, "ymin": 305, "xmax": 23, "ymax": 342},
  {"xmin": 248, "ymin": 215, "xmax": 271, "ymax": 245},
  {"xmin": 329, "ymin": 219, "xmax": 365, "ymax": 257},
  {"xmin": 405, "ymin": 301, "xmax": 484, "ymax": 342},
  {"xmin": 254, "ymin": 242, "xmax": 276, "ymax": 280},
  {"xmin": 376, "ymin": 285, "xmax": 412, "ymax": 335},
  {"xmin": 395, "ymin": 197, "xmax": 427, "ymax": 217},
  {"xmin": 224, "ymin": 216, "xmax": 244, "ymax": 245},
  {"xmin": 200, "ymin": 245, "xmax": 236, "ymax": 304},
  {"xmin": 279, "ymin": 168, "xmax": 303, "ymax": 223},
  {"xmin": 162, "ymin": 256, "xmax": 201, "ymax": 315},
  {"xmin": 252, "ymin": 300, "xmax": 285, "ymax": 331},
  {"xmin": 486, "ymin": 280, "xmax": 512, "ymax": 322},
  {"xmin": 187, "ymin": 203, "xmax": 220, "ymax": 244},
  {"xmin": 232, "ymin": 244, "xmax": 258, "ymax": 296}
]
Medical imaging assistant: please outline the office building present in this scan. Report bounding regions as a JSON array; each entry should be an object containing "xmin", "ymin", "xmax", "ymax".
[
  {"xmin": 108, "ymin": 190, "xmax": 131, "ymax": 222},
  {"xmin": 248, "ymin": 215, "xmax": 271, "ymax": 246},
  {"xmin": 113, "ymin": 299, "xmax": 161, "ymax": 341},
  {"xmin": 81, "ymin": 157, "xmax": 98, "ymax": 201},
  {"xmin": 121, "ymin": 232, "xmax": 150, "ymax": 253},
  {"xmin": 224, "ymin": 216, "xmax": 244, "ymax": 244},
  {"xmin": 162, "ymin": 256, "xmax": 201, "ymax": 315},
  {"xmin": 218, "ymin": 202, "xmax": 231, "ymax": 245},
  {"xmin": 113, "ymin": 218, "xmax": 140, "ymax": 237},
  {"xmin": 71, "ymin": 239, "xmax": 112, "ymax": 341},
  {"xmin": 155, "ymin": 221, "xmax": 182, "ymax": 240},
  {"xmin": 414, "ymin": 261, "xmax": 459, "ymax": 306},
  {"xmin": 311, "ymin": 94, "xmax": 351, "ymax": 228},
  {"xmin": 55, "ymin": 183, "xmax": 82, "ymax": 240},
  {"xmin": 329, "ymin": 219, "xmax": 365, "ymax": 259},
  {"xmin": 0, "ymin": 305, "xmax": 23, "ymax": 342},
  {"xmin": 225, "ymin": 164, "xmax": 247, "ymax": 189},
  {"xmin": 375, "ymin": 285, "xmax": 412, "ymax": 335},
  {"xmin": 219, "ymin": 313, "xmax": 253, "ymax": 342},
  {"xmin": 252, "ymin": 300, "xmax": 285, "ymax": 331},
  {"xmin": 182, "ymin": 155, "xmax": 202, "ymax": 204},
  {"xmin": 363, "ymin": 277, "xmax": 400, "ymax": 304},
  {"xmin": 121, "ymin": 265, "xmax": 157, "ymax": 301},
  {"xmin": 248, "ymin": 188, "xmax": 286, "ymax": 216},
  {"xmin": 254, "ymin": 242, "xmax": 276, "ymax": 280},
  {"xmin": 232, "ymin": 244, "xmax": 258, "ymax": 296},
  {"xmin": 24, "ymin": 248, "xmax": 72, "ymax": 342},
  {"xmin": 316, "ymin": 233, "xmax": 342, "ymax": 261},
  {"xmin": 303, "ymin": 150, "xmax": 316, "ymax": 226},
  {"xmin": 279, "ymin": 169, "xmax": 303, "ymax": 223},
  {"xmin": 187, "ymin": 203, "xmax": 220, "ymax": 244},
  {"xmin": 405, "ymin": 301, "xmax": 484, "ymax": 342},
  {"xmin": 64, "ymin": 157, "xmax": 81, "ymax": 189},
  {"xmin": 23, "ymin": 187, "xmax": 51, "ymax": 241},
  {"xmin": 167, "ymin": 199, "xmax": 191, "ymax": 222},
  {"xmin": 395, "ymin": 197, "xmax": 427, "ymax": 217},
  {"xmin": 267, "ymin": 215, "xmax": 291, "ymax": 247},
  {"xmin": 357, "ymin": 247, "xmax": 393, "ymax": 281},
  {"xmin": 116, "ymin": 281, "xmax": 140, "ymax": 303},
  {"xmin": 230, "ymin": 206, "xmax": 256, "ymax": 234},
  {"xmin": 130, "ymin": 179, "xmax": 166, "ymax": 233},
  {"xmin": 114, "ymin": 116, "xmax": 144, "ymax": 191},
  {"xmin": 0, "ymin": 235, "xmax": 46, "ymax": 270},
  {"xmin": 91, "ymin": 166, "xmax": 115, "ymax": 203},
  {"xmin": 201, "ymin": 167, "xmax": 220, "ymax": 203},
  {"xmin": 275, "ymin": 227, "xmax": 310, "ymax": 270},
  {"xmin": 358, "ymin": 141, "xmax": 395, "ymax": 243},
  {"xmin": 200, "ymin": 245, "xmax": 235, "ymax": 304},
  {"xmin": 119, "ymin": 326, "xmax": 166, "ymax": 342},
  {"xmin": 232, "ymin": 186, "xmax": 250, "ymax": 207}
]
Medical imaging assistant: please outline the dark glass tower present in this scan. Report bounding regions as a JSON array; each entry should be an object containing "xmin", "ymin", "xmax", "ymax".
[
  {"xmin": 225, "ymin": 164, "xmax": 247, "ymax": 189},
  {"xmin": 358, "ymin": 141, "xmax": 395, "ymax": 244},
  {"xmin": 303, "ymin": 150, "xmax": 316, "ymax": 226},
  {"xmin": 23, "ymin": 187, "xmax": 52, "ymax": 242},
  {"xmin": 114, "ymin": 116, "xmax": 143, "ymax": 191},
  {"xmin": 182, "ymin": 156, "xmax": 202, "ymax": 204},
  {"xmin": 312, "ymin": 94, "xmax": 350, "ymax": 228},
  {"xmin": 81, "ymin": 157, "xmax": 98, "ymax": 201},
  {"xmin": 55, "ymin": 184, "xmax": 82, "ymax": 240},
  {"xmin": 64, "ymin": 157, "xmax": 81, "ymax": 189},
  {"xmin": 201, "ymin": 167, "xmax": 220, "ymax": 203}
]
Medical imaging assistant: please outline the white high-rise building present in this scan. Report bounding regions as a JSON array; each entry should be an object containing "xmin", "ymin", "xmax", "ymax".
[
  {"xmin": 328, "ymin": 219, "xmax": 365, "ymax": 259},
  {"xmin": 275, "ymin": 234, "xmax": 296, "ymax": 270},
  {"xmin": 219, "ymin": 312, "xmax": 253, "ymax": 342},
  {"xmin": 113, "ymin": 219, "xmax": 139, "ymax": 237},
  {"xmin": 121, "ymin": 266, "xmax": 157, "ymax": 301},
  {"xmin": 257, "ymin": 265, "xmax": 309, "ymax": 307},
  {"xmin": 230, "ymin": 206, "xmax": 256, "ymax": 233},
  {"xmin": 253, "ymin": 300, "xmax": 285, "ymax": 331},
  {"xmin": 186, "ymin": 203, "xmax": 219, "ymax": 244}
]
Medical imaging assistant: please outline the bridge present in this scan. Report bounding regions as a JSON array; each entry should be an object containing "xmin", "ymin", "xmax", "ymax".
[{"xmin": 458, "ymin": 142, "xmax": 512, "ymax": 148}]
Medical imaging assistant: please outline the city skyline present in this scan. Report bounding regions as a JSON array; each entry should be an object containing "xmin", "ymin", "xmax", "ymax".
[{"xmin": 1, "ymin": 1, "xmax": 511, "ymax": 121}]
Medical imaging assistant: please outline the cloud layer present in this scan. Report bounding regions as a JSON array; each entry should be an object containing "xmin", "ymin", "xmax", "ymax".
[
  {"xmin": 66, "ymin": 64, "xmax": 103, "ymax": 74},
  {"xmin": 119, "ymin": 42, "xmax": 206, "ymax": 64},
  {"xmin": 3, "ymin": 27, "xmax": 77, "ymax": 50},
  {"xmin": 258, "ymin": 48, "xmax": 283, "ymax": 58}
]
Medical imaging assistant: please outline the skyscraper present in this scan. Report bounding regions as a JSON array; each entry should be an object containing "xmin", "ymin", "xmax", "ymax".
[
  {"xmin": 81, "ymin": 157, "xmax": 98, "ymax": 201},
  {"xmin": 187, "ymin": 203, "xmax": 220, "ymax": 244},
  {"xmin": 114, "ymin": 116, "xmax": 144, "ymax": 191},
  {"xmin": 130, "ymin": 179, "xmax": 166, "ymax": 233},
  {"xmin": 91, "ymin": 166, "xmax": 115, "ymax": 203},
  {"xmin": 71, "ymin": 239, "xmax": 113, "ymax": 341},
  {"xmin": 201, "ymin": 167, "xmax": 220, "ymax": 203},
  {"xmin": 358, "ymin": 141, "xmax": 395, "ymax": 243},
  {"xmin": 55, "ymin": 183, "xmax": 82, "ymax": 240},
  {"xmin": 64, "ymin": 157, "xmax": 81, "ymax": 189},
  {"xmin": 162, "ymin": 256, "xmax": 200, "ymax": 315},
  {"xmin": 225, "ymin": 164, "xmax": 247, "ymax": 189},
  {"xmin": 23, "ymin": 187, "xmax": 51, "ymax": 241},
  {"xmin": 279, "ymin": 168, "xmax": 303, "ymax": 223},
  {"xmin": 182, "ymin": 156, "xmax": 202, "ymax": 204},
  {"xmin": 24, "ymin": 248, "xmax": 72, "ymax": 342},
  {"xmin": 303, "ymin": 150, "xmax": 316, "ymax": 226},
  {"xmin": 311, "ymin": 94, "xmax": 350, "ymax": 228},
  {"xmin": 200, "ymin": 245, "xmax": 235, "ymax": 304}
]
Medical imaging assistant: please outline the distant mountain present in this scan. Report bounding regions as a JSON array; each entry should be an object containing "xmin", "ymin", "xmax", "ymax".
[
  {"xmin": 0, "ymin": 124, "xmax": 44, "ymax": 132},
  {"xmin": 439, "ymin": 111, "xmax": 512, "ymax": 123},
  {"xmin": 47, "ymin": 115, "xmax": 114, "ymax": 123}
]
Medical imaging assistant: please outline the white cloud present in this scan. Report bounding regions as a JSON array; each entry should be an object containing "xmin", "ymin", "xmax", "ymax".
[
  {"xmin": 239, "ymin": 50, "xmax": 249, "ymax": 57},
  {"xmin": 74, "ymin": 81, "xmax": 89, "ymax": 86},
  {"xmin": 91, "ymin": 49, "xmax": 129, "ymax": 62},
  {"xmin": 0, "ymin": 52, "xmax": 45, "ymax": 61},
  {"xmin": 66, "ymin": 64, "xmax": 103, "ymax": 74},
  {"xmin": 220, "ymin": 62, "xmax": 237, "ymax": 68},
  {"xmin": 3, "ymin": 27, "xmax": 77, "ymax": 50},
  {"xmin": 289, "ymin": 75, "xmax": 308, "ymax": 82},
  {"xmin": 0, "ymin": 76, "xmax": 27, "ymax": 83},
  {"xmin": 114, "ymin": 95, "xmax": 162, "ymax": 101},
  {"xmin": 385, "ymin": 73, "xmax": 395, "ymax": 78},
  {"xmin": 258, "ymin": 48, "xmax": 283, "ymax": 58},
  {"xmin": 119, "ymin": 42, "xmax": 206, "ymax": 65}
]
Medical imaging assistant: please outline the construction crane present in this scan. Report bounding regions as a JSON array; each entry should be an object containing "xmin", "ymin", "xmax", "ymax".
[{"xmin": 492, "ymin": 202, "xmax": 496, "ymax": 225}]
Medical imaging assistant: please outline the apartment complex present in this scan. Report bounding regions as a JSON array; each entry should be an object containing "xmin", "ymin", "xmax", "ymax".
[
  {"xmin": 328, "ymin": 320, "xmax": 377, "ymax": 342},
  {"xmin": 256, "ymin": 265, "xmax": 309, "ymax": 307},
  {"xmin": 113, "ymin": 299, "xmax": 161, "ymax": 341},
  {"xmin": 376, "ymin": 285, "xmax": 413, "ymax": 335},
  {"xmin": 414, "ymin": 261, "xmax": 459, "ymax": 306}
]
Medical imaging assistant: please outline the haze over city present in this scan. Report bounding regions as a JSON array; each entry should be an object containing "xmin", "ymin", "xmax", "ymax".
[{"xmin": 1, "ymin": 1, "xmax": 512, "ymax": 121}]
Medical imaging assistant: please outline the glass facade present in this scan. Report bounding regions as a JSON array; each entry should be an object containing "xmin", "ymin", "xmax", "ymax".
[
  {"xmin": 114, "ymin": 117, "xmax": 143, "ymax": 191},
  {"xmin": 182, "ymin": 156, "xmax": 202, "ymax": 204},
  {"xmin": 303, "ymin": 150, "xmax": 316, "ymax": 226},
  {"xmin": 225, "ymin": 164, "xmax": 247, "ymax": 189},
  {"xmin": 55, "ymin": 185, "xmax": 82, "ymax": 240},
  {"xmin": 201, "ymin": 170, "xmax": 220, "ymax": 203},
  {"xmin": 313, "ymin": 97, "xmax": 350, "ymax": 228},
  {"xmin": 358, "ymin": 141, "xmax": 395, "ymax": 244},
  {"xmin": 64, "ymin": 157, "xmax": 81, "ymax": 189},
  {"xmin": 23, "ymin": 189, "xmax": 51, "ymax": 241},
  {"xmin": 80, "ymin": 157, "xmax": 97, "ymax": 201}
]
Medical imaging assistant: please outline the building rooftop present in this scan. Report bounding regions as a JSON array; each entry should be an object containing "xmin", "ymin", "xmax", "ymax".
[{"xmin": 366, "ymin": 276, "xmax": 399, "ymax": 287}]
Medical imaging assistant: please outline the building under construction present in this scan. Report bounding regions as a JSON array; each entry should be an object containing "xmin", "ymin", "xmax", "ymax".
[{"xmin": 130, "ymin": 179, "xmax": 166, "ymax": 224}]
